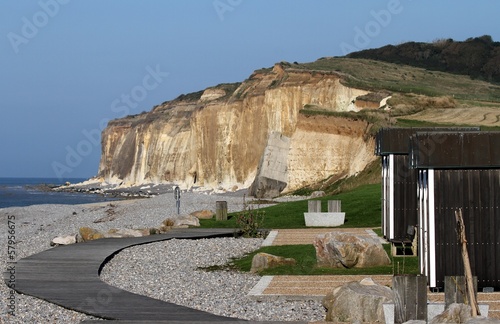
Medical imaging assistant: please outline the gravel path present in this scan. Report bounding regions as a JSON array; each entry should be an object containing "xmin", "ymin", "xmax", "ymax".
[
  {"xmin": 100, "ymin": 237, "xmax": 325, "ymax": 322},
  {"xmin": 0, "ymin": 191, "xmax": 323, "ymax": 323}
]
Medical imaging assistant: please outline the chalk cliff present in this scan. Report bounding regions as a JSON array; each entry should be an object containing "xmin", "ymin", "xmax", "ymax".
[{"xmin": 98, "ymin": 63, "xmax": 378, "ymax": 196}]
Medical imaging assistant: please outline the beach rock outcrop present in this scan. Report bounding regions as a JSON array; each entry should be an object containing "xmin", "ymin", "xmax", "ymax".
[
  {"xmin": 250, "ymin": 252, "xmax": 297, "ymax": 273},
  {"xmin": 322, "ymin": 278, "xmax": 393, "ymax": 323},
  {"xmin": 314, "ymin": 232, "xmax": 390, "ymax": 268}
]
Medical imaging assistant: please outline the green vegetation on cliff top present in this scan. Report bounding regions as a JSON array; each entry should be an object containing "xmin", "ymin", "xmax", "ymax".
[{"xmin": 292, "ymin": 58, "xmax": 500, "ymax": 102}]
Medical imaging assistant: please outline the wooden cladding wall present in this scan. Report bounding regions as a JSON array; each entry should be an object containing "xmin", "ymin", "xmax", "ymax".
[
  {"xmin": 392, "ymin": 155, "xmax": 419, "ymax": 241},
  {"xmin": 431, "ymin": 169, "xmax": 500, "ymax": 289}
]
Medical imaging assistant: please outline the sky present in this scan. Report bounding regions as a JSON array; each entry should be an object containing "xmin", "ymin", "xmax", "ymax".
[{"xmin": 1, "ymin": 0, "xmax": 499, "ymax": 179}]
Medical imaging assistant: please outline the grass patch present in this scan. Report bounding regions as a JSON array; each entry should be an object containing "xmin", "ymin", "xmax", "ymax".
[
  {"xmin": 199, "ymin": 183, "xmax": 381, "ymax": 229},
  {"xmin": 300, "ymin": 108, "xmax": 388, "ymax": 135},
  {"xmin": 395, "ymin": 118, "xmax": 449, "ymax": 128},
  {"xmin": 396, "ymin": 117, "xmax": 500, "ymax": 131},
  {"xmin": 226, "ymin": 243, "xmax": 418, "ymax": 276}
]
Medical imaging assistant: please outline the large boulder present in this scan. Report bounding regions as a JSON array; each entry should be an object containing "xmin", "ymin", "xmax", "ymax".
[
  {"xmin": 323, "ymin": 278, "xmax": 393, "ymax": 322},
  {"xmin": 314, "ymin": 232, "xmax": 390, "ymax": 268},
  {"xmin": 250, "ymin": 253, "xmax": 296, "ymax": 273},
  {"xmin": 249, "ymin": 176, "xmax": 287, "ymax": 199}
]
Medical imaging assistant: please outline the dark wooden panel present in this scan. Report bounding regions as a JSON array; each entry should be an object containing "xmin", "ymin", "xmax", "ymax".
[
  {"xmin": 432, "ymin": 170, "xmax": 500, "ymax": 289},
  {"xmin": 411, "ymin": 132, "xmax": 500, "ymax": 168},
  {"xmin": 393, "ymin": 155, "xmax": 418, "ymax": 241},
  {"xmin": 375, "ymin": 127, "xmax": 479, "ymax": 155}
]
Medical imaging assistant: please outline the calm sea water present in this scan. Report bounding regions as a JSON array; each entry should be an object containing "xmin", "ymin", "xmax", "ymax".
[{"xmin": 0, "ymin": 178, "xmax": 119, "ymax": 209}]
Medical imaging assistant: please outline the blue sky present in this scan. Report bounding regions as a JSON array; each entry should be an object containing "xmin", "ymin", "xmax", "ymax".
[{"xmin": 1, "ymin": 0, "xmax": 499, "ymax": 179}]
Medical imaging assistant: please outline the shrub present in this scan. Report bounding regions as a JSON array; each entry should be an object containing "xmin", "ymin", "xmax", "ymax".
[{"xmin": 236, "ymin": 199, "xmax": 265, "ymax": 238}]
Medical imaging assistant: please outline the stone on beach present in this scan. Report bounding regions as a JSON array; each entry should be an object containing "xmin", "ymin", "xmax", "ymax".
[
  {"xmin": 174, "ymin": 214, "xmax": 200, "ymax": 227},
  {"xmin": 190, "ymin": 209, "xmax": 215, "ymax": 219},
  {"xmin": 106, "ymin": 228, "xmax": 150, "ymax": 238},
  {"xmin": 50, "ymin": 234, "xmax": 77, "ymax": 246},
  {"xmin": 79, "ymin": 227, "xmax": 150, "ymax": 241},
  {"xmin": 314, "ymin": 231, "xmax": 390, "ymax": 268},
  {"xmin": 250, "ymin": 252, "xmax": 297, "ymax": 273},
  {"xmin": 79, "ymin": 227, "xmax": 105, "ymax": 241}
]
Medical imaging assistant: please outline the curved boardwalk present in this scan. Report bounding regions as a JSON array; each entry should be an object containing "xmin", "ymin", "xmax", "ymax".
[{"xmin": 7, "ymin": 228, "xmax": 303, "ymax": 323}]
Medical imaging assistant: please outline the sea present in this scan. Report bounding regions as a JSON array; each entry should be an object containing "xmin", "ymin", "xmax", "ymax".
[{"xmin": 0, "ymin": 177, "xmax": 120, "ymax": 209}]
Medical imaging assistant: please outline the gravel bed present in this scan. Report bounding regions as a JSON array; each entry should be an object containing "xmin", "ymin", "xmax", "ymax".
[
  {"xmin": 100, "ymin": 237, "xmax": 325, "ymax": 322},
  {"xmin": 0, "ymin": 191, "xmax": 322, "ymax": 323}
]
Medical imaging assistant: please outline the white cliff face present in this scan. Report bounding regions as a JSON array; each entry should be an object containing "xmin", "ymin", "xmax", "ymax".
[
  {"xmin": 287, "ymin": 115, "xmax": 375, "ymax": 192},
  {"xmin": 98, "ymin": 64, "xmax": 376, "ymax": 194}
]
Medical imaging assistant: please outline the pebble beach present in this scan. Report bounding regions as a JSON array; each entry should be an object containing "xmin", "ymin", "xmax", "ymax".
[{"xmin": 0, "ymin": 191, "xmax": 325, "ymax": 323}]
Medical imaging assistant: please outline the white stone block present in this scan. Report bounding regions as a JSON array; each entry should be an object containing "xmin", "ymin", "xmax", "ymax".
[{"xmin": 304, "ymin": 212, "xmax": 345, "ymax": 227}]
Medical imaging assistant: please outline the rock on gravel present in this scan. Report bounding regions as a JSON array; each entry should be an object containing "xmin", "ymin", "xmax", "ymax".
[{"xmin": 100, "ymin": 237, "xmax": 326, "ymax": 322}]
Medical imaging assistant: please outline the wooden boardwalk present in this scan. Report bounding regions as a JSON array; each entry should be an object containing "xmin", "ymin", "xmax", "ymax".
[{"xmin": 7, "ymin": 228, "xmax": 304, "ymax": 323}]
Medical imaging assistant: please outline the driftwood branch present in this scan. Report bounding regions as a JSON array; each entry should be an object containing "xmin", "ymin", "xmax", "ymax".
[{"xmin": 455, "ymin": 208, "xmax": 480, "ymax": 317}]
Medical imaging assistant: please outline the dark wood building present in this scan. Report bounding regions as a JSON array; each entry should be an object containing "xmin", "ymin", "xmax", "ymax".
[
  {"xmin": 410, "ymin": 131, "xmax": 500, "ymax": 290},
  {"xmin": 375, "ymin": 127, "xmax": 478, "ymax": 244}
]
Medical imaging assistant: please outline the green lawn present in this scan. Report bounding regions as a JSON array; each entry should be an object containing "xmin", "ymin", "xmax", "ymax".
[
  {"xmin": 227, "ymin": 244, "xmax": 419, "ymax": 276},
  {"xmin": 197, "ymin": 183, "xmax": 422, "ymax": 276},
  {"xmin": 199, "ymin": 183, "xmax": 382, "ymax": 229}
]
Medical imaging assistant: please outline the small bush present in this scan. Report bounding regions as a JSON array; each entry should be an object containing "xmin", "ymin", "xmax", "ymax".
[{"xmin": 236, "ymin": 200, "xmax": 265, "ymax": 238}]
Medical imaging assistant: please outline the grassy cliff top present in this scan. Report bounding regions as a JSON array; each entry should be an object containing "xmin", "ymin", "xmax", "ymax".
[{"xmin": 289, "ymin": 58, "xmax": 500, "ymax": 102}]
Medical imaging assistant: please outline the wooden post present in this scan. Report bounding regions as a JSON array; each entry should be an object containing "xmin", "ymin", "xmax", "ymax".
[
  {"xmin": 308, "ymin": 200, "xmax": 322, "ymax": 212},
  {"xmin": 455, "ymin": 208, "xmax": 480, "ymax": 317},
  {"xmin": 216, "ymin": 201, "xmax": 228, "ymax": 221},
  {"xmin": 445, "ymin": 276, "xmax": 478, "ymax": 308},
  {"xmin": 393, "ymin": 275, "xmax": 427, "ymax": 323},
  {"xmin": 327, "ymin": 200, "xmax": 341, "ymax": 212}
]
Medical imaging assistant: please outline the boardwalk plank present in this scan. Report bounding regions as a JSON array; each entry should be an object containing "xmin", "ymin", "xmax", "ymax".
[{"xmin": 5, "ymin": 228, "xmax": 250, "ymax": 322}]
